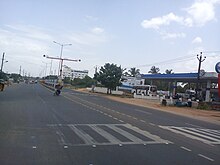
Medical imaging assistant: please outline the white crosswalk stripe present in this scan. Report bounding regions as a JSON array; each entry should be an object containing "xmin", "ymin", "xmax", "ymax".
[
  {"xmin": 48, "ymin": 124, "xmax": 170, "ymax": 146},
  {"xmin": 159, "ymin": 126, "xmax": 220, "ymax": 145}
]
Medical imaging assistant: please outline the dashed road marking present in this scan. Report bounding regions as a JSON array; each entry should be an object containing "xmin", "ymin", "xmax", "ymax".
[
  {"xmin": 180, "ymin": 146, "xmax": 191, "ymax": 152},
  {"xmin": 149, "ymin": 123, "xmax": 156, "ymax": 126},
  {"xmin": 134, "ymin": 109, "xmax": 152, "ymax": 115},
  {"xmin": 198, "ymin": 154, "xmax": 214, "ymax": 162}
]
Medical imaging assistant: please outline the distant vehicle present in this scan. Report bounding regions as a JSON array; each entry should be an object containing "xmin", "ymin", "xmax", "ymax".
[
  {"xmin": 132, "ymin": 85, "xmax": 157, "ymax": 96},
  {"xmin": 29, "ymin": 80, "xmax": 34, "ymax": 84},
  {"xmin": 119, "ymin": 76, "xmax": 145, "ymax": 92},
  {"xmin": 185, "ymin": 89, "xmax": 196, "ymax": 100}
]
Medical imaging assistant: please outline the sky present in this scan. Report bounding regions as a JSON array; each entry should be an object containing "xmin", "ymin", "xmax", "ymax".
[{"xmin": 0, "ymin": 0, "xmax": 220, "ymax": 77}]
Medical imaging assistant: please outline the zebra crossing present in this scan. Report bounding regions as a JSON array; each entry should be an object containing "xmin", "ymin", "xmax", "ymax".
[
  {"xmin": 159, "ymin": 125, "xmax": 220, "ymax": 145},
  {"xmin": 48, "ymin": 124, "xmax": 170, "ymax": 146}
]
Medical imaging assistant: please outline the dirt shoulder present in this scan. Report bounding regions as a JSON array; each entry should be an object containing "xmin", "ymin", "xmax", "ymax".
[{"xmin": 74, "ymin": 88, "xmax": 220, "ymax": 125}]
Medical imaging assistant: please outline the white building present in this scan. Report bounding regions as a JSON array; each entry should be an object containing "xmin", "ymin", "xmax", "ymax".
[
  {"xmin": 72, "ymin": 70, "xmax": 89, "ymax": 79},
  {"xmin": 63, "ymin": 65, "xmax": 88, "ymax": 79}
]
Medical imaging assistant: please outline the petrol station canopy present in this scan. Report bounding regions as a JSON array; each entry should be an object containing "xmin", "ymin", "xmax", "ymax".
[{"xmin": 141, "ymin": 72, "xmax": 218, "ymax": 83}]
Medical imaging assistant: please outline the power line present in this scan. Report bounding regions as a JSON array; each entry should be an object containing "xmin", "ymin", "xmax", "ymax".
[{"xmin": 126, "ymin": 55, "xmax": 195, "ymax": 69}]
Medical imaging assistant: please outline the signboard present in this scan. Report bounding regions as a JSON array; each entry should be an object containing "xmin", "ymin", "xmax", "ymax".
[
  {"xmin": 215, "ymin": 62, "xmax": 220, "ymax": 73},
  {"xmin": 219, "ymin": 74, "xmax": 220, "ymax": 98}
]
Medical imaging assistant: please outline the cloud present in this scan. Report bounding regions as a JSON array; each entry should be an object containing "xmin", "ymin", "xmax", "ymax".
[
  {"xmin": 91, "ymin": 27, "xmax": 104, "ymax": 34},
  {"xmin": 142, "ymin": 0, "xmax": 220, "ymax": 30},
  {"xmin": 192, "ymin": 37, "xmax": 202, "ymax": 44},
  {"xmin": 85, "ymin": 15, "xmax": 98, "ymax": 21},
  {"xmin": 141, "ymin": 13, "xmax": 184, "ymax": 29},
  {"xmin": 141, "ymin": 0, "xmax": 220, "ymax": 40},
  {"xmin": 160, "ymin": 31, "xmax": 186, "ymax": 39},
  {"xmin": 5, "ymin": 24, "xmax": 53, "ymax": 41},
  {"xmin": 184, "ymin": 0, "xmax": 219, "ymax": 26},
  {"xmin": 67, "ymin": 28, "xmax": 107, "ymax": 47}
]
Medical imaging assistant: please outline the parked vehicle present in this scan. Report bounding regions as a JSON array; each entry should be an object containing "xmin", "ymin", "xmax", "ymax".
[{"xmin": 132, "ymin": 85, "xmax": 157, "ymax": 96}]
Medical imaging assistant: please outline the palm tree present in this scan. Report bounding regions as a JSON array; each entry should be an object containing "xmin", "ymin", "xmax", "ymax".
[
  {"xmin": 148, "ymin": 66, "xmax": 160, "ymax": 74},
  {"xmin": 165, "ymin": 69, "xmax": 173, "ymax": 74},
  {"xmin": 128, "ymin": 67, "xmax": 140, "ymax": 77}
]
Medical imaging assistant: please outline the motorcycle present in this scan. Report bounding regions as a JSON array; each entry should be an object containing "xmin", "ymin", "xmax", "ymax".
[{"xmin": 54, "ymin": 84, "xmax": 63, "ymax": 96}]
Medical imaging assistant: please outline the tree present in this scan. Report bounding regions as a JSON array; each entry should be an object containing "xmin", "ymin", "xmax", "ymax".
[
  {"xmin": 10, "ymin": 73, "xmax": 22, "ymax": 83},
  {"xmin": 0, "ymin": 72, "xmax": 8, "ymax": 80},
  {"xmin": 71, "ymin": 75, "xmax": 96, "ymax": 88},
  {"xmin": 165, "ymin": 69, "xmax": 173, "ymax": 74},
  {"xmin": 148, "ymin": 66, "xmax": 160, "ymax": 74},
  {"xmin": 94, "ymin": 63, "xmax": 123, "ymax": 94},
  {"xmin": 127, "ymin": 67, "xmax": 140, "ymax": 77}
]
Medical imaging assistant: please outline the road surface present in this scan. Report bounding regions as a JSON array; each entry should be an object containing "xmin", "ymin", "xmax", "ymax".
[{"xmin": 0, "ymin": 83, "xmax": 219, "ymax": 165}]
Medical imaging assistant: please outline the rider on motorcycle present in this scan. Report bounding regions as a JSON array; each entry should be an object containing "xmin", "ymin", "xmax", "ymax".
[{"xmin": 54, "ymin": 79, "xmax": 63, "ymax": 96}]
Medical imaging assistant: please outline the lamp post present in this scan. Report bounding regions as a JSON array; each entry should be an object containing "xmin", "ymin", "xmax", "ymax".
[
  {"xmin": 53, "ymin": 41, "xmax": 72, "ymax": 76},
  {"xmin": 43, "ymin": 55, "xmax": 81, "ymax": 80},
  {"xmin": 1, "ymin": 52, "xmax": 8, "ymax": 72}
]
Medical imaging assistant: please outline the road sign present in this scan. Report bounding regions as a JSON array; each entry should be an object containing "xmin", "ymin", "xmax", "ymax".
[{"xmin": 215, "ymin": 62, "xmax": 220, "ymax": 73}]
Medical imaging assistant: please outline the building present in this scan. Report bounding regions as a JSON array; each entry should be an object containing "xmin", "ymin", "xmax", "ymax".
[
  {"xmin": 141, "ymin": 72, "xmax": 219, "ymax": 102},
  {"xmin": 62, "ymin": 65, "xmax": 88, "ymax": 80},
  {"xmin": 71, "ymin": 70, "xmax": 89, "ymax": 79}
]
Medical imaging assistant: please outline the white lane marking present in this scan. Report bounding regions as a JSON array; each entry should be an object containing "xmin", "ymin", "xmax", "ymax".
[
  {"xmin": 180, "ymin": 146, "xmax": 191, "ymax": 152},
  {"xmin": 198, "ymin": 154, "xmax": 214, "ymax": 162},
  {"xmin": 69, "ymin": 125, "xmax": 96, "ymax": 145},
  {"xmin": 160, "ymin": 126, "xmax": 220, "ymax": 145},
  {"xmin": 90, "ymin": 125, "xmax": 121, "ymax": 144},
  {"xmin": 32, "ymin": 146, "xmax": 37, "ymax": 149},
  {"xmin": 140, "ymin": 120, "xmax": 146, "ymax": 123},
  {"xmin": 134, "ymin": 109, "xmax": 152, "ymax": 115},
  {"xmin": 185, "ymin": 123, "xmax": 202, "ymax": 128},
  {"xmin": 149, "ymin": 123, "xmax": 156, "ymax": 126},
  {"xmin": 133, "ymin": 117, "xmax": 137, "ymax": 120}
]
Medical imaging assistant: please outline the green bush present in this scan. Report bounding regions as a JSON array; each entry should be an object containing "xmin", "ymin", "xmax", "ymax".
[{"xmin": 197, "ymin": 102, "xmax": 211, "ymax": 110}]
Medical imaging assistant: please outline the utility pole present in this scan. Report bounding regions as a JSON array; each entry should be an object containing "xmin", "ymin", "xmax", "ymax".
[
  {"xmin": 19, "ymin": 66, "xmax": 22, "ymax": 75},
  {"xmin": 196, "ymin": 52, "xmax": 206, "ymax": 100},
  {"xmin": 1, "ymin": 52, "xmax": 5, "ymax": 72}
]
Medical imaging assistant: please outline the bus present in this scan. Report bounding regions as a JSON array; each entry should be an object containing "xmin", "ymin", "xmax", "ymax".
[{"xmin": 132, "ymin": 85, "xmax": 157, "ymax": 96}]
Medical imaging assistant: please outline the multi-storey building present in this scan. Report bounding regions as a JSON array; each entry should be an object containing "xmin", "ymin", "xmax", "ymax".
[{"xmin": 62, "ymin": 65, "xmax": 88, "ymax": 79}]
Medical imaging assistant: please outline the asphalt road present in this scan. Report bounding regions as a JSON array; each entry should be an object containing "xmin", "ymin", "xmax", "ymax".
[{"xmin": 0, "ymin": 83, "xmax": 219, "ymax": 165}]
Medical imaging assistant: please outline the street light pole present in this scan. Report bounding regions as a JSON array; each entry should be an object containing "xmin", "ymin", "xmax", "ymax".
[
  {"xmin": 1, "ymin": 52, "xmax": 8, "ymax": 73},
  {"xmin": 53, "ymin": 41, "xmax": 72, "ymax": 77},
  {"xmin": 196, "ymin": 52, "xmax": 206, "ymax": 100},
  {"xmin": 43, "ymin": 55, "xmax": 81, "ymax": 80},
  {"xmin": 1, "ymin": 52, "xmax": 5, "ymax": 72}
]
